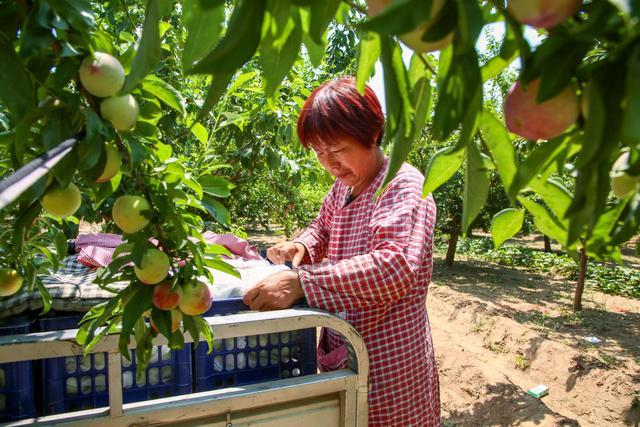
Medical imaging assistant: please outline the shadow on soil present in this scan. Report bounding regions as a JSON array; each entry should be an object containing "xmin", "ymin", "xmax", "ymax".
[
  {"xmin": 442, "ymin": 381, "xmax": 579, "ymax": 426},
  {"xmin": 431, "ymin": 257, "xmax": 640, "ymax": 363}
]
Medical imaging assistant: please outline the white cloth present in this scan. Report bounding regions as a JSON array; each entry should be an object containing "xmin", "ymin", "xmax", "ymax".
[{"xmin": 204, "ymin": 258, "xmax": 290, "ymax": 300}]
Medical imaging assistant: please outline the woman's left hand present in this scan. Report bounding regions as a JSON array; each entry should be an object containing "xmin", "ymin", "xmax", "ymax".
[{"xmin": 243, "ymin": 270, "xmax": 305, "ymax": 311}]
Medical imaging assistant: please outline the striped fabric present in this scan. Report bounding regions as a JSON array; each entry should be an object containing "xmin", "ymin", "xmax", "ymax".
[
  {"xmin": 0, "ymin": 255, "xmax": 127, "ymax": 319},
  {"xmin": 295, "ymin": 158, "xmax": 441, "ymax": 426}
]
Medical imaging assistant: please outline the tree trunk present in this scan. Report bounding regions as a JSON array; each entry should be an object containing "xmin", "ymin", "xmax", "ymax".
[
  {"xmin": 445, "ymin": 229, "xmax": 459, "ymax": 267},
  {"xmin": 573, "ymin": 246, "xmax": 587, "ymax": 311},
  {"xmin": 544, "ymin": 235, "xmax": 552, "ymax": 253}
]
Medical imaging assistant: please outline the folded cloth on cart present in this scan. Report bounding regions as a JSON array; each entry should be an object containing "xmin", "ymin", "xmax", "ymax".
[
  {"xmin": 0, "ymin": 255, "xmax": 128, "ymax": 320},
  {"xmin": 202, "ymin": 257, "xmax": 290, "ymax": 299},
  {"xmin": 75, "ymin": 231, "xmax": 262, "ymax": 268}
]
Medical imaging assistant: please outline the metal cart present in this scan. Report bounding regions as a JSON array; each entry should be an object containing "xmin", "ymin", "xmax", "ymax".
[{"xmin": 0, "ymin": 308, "xmax": 369, "ymax": 426}]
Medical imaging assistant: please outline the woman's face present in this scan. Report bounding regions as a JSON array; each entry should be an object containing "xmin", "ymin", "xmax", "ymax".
[{"xmin": 312, "ymin": 139, "xmax": 382, "ymax": 195}]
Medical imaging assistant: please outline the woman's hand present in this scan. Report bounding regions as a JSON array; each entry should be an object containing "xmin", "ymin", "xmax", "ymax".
[
  {"xmin": 243, "ymin": 270, "xmax": 304, "ymax": 311},
  {"xmin": 267, "ymin": 241, "xmax": 306, "ymax": 267}
]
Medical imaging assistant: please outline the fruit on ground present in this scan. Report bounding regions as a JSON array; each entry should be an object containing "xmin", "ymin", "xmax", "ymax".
[
  {"xmin": 112, "ymin": 195, "xmax": 151, "ymax": 234},
  {"xmin": 610, "ymin": 151, "xmax": 639, "ymax": 198},
  {"xmin": 41, "ymin": 183, "xmax": 82, "ymax": 218},
  {"xmin": 96, "ymin": 144, "xmax": 122, "ymax": 183},
  {"xmin": 151, "ymin": 308, "xmax": 183, "ymax": 333},
  {"xmin": 507, "ymin": 0, "xmax": 581, "ymax": 29},
  {"xmin": 152, "ymin": 281, "xmax": 183, "ymax": 310},
  {"xmin": 0, "ymin": 268, "xmax": 23, "ymax": 297},
  {"xmin": 135, "ymin": 249, "xmax": 170, "ymax": 285},
  {"xmin": 367, "ymin": 0, "xmax": 452, "ymax": 52},
  {"xmin": 504, "ymin": 79, "xmax": 579, "ymax": 141},
  {"xmin": 100, "ymin": 94, "xmax": 139, "ymax": 131},
  {"xmin": 178, "ymin": 281, "xmax": 213, "ymax": 316},
  {"xmin": 79, "ymin": 52, "xmax": 125, "ymax": 98}
]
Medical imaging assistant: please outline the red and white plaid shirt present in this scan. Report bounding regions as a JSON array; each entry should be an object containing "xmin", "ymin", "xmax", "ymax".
[{"xmin": 296, "ymin": 158, "xmax": 441, "ymax": 426}]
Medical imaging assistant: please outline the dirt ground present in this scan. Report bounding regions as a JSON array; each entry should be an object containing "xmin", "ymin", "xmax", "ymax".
[{"xmin": 247, "ymin": 228, "xmax": 640, "ymax": 426}]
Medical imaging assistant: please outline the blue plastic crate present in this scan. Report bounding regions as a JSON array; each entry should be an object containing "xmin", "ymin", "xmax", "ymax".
[
  {"xmin": 194, "ymin": 298, "xmax": 317, "ymax": 391},
  {"xmin": 37, "ymin": 314, "xmax": 192, "ymax": 415},
  {"xmin": 0, "ymin": 316, "xmax": 36, "ymax": 421}
]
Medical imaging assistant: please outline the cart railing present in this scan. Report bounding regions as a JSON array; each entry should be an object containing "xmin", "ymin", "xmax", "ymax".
[{"xmin": 0, "ymin": 308, "xmax": 369, "ymax": 426}]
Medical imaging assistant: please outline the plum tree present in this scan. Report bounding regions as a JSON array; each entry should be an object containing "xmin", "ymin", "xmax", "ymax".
[
  {"xmin": 152, "ymin": 281, "xmax": 183, "ymax": 310},
  {"xmin": 504, "ymin": 79, "xmax": 579, "ymax": 141},
  {"xmin": 507, "ymin": 0, "xmax": 581, "ymax": 29},
  {"xmin": 41, "ymin": 183, "xmax": 82, "ymax": 218},
  {"xmin": 112, "ymin": 195, "xmax": 151, "ymax": 234},
  {"xmin": 610, "ymin": 151, "xmax": 639, "ymax": 198},
  {"xmin": 178, "ymin": 281, "xmax": 213, "ymax": 316},
  {"xmin": 134, "ymin": 248, "xmax": 170, "ymax": 284},
  {"xmin": 367, "ymin": 0, "xmax": 452, "ymax": 52},
  {"xmin": 96, "ymin": 144, "xmax": 122, "ymax": 183},
  {"xmin": 0, "ymin": 268, "xmax": 23, "ymax": 297},
  {"xmin": 78, "ymin": 52, "xmax": 125, "ymax": 98},
  {"xmin": 100, "ymin": 94, "xmax": 139, "ymax": 131}
]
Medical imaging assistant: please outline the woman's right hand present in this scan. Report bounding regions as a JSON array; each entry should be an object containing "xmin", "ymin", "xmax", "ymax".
[{"xmin": 267, "ymin": 241, "xmax": 307, "ymax": 267}]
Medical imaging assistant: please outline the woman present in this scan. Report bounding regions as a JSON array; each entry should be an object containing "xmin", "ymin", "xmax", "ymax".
[{"xmin": 243, "ymin": 76, "xmax": 441, "ymax": 426}]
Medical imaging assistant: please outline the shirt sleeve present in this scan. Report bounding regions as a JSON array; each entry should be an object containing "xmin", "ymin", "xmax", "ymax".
[
  {"xmin": 298, "ymin": 178, "xmax": 436, "ymax": 314},
  {"xmin": 293, "ymin": 185, "xmax": 336, "ymax": 264}
]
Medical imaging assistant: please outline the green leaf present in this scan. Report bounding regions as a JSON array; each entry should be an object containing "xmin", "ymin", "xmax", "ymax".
[
  {"xmin": 421, "ymin": 0, "xmax": 457, "ymax": 42},
  {"xmin": 35, "ymin": 278, "xmax": 52, "ymax": 315},
  {"xmin": 182, "ymin": 315, "xmax": 200, "ymax": 349},
  {"xmin": 142, "ymin": 76, "xmax": 187, "ymax": 117},
  {"xmin": 356, "ymin": 32, "xmax": 381, "ymax": 95},
  {"xmin": 481, "ymin": 48, "xmax": 518, "ymax": 82},
  {"xmin": 0, "ymin": 38, "xmax": 35, "ymax": 120},
  {"xmin": 196, "ymin": 72, "xmax": 234, "ymax": 122},
  {"xmin": 586, "ymin": 198, "xmax": 629, "ymax": 257},
  {"xmin": 47, "ymin": 0, "xmax": 95, "ymax": 32},
  {"xmin": 202, "ymin": 196, "xmax": 231, "ymax": 226},
  {"xmin": 526, "ymin": 34, "xmax": 590, "ymax": 103},
  {"xmin": 378, "ymin": 36, "xmax": 415, "ymax": 193},
  {"xmin": 422, "ymin": 146, "xmax": 465, "ymax": 196},
  {"xmin": 182, "ymin": 0, "xmax": 225, "ymax": 69},
  {"xmin": 462, "ymin": 141, "xmax": 489, "ymax": 234},
  {"xmin": 309, "ymin": 0, "xmax": 340, "ymax": 44},
  {"xmin": 182, "ymin": 176, "xmax": 204, "ymax": 199},
  {"xmin": 122, "ymin": 0, "xmax": 171, "ymax": 93},
  {"xmin": 151, "ymin": 307, "xmax": 172, "ymax": 340},
  {"xmin": 611, "ymin": 192, "xmax": 640, "ymax": 246},
  {"xmin": 408, "ymin": 54, "xmax": 433, "ymax": 138},
  {"xmin": 360, "ymin": 0, "xmax": 432, "ymax": 36},
  {"xmin": 455, "ymin": 0, "xmax": 484, "ymax": 51},
  {"xmin": 433, "ymin": 50, "xmax": 482, "ymax": 141},
  {"xmin": 300, "ymin": 8, "xmax": 325, "ymax": 68},
  {"xmin": 621, "ymin": 45, "xmax": 640, "ymax": 144},
  {"xmin": 478, "ymin": 110, "xmax": 517, "ymax": 194},
  {"xmin": 508, "ymin": 135, "xmax": 572, "ymax": 199},
  {"xmin": 188, "ymin": 0, "xmax": 267, "ymax": 74},
  {"xmin": 120, "ymin": 285, "xmax": 153, "ymax": 347},
  {"xmin": 260, "ymin": 2, "xmax": 302, "ymax": 97},
  {"xmin": 54, "ymin": 230, "xmax": 68, "ymax": 260},
  {"xmin": 79, "ymin": 109, "xmax": 105, "ymax": 171},
  {"xmin": 199, "ymin": 175, "xmax": 232, "ymax": 197},
  {"xmin": 529, "ymin": 177, "xmax": 572, "ymax": 225},
  {"xmin": 491, "ymin": 208, "xmax": 524, "ymax": 248},
  {"xmin": 193, "ymin": 314, "xmax": 215, "ymax": 354},
  {"xmin": 518, "ymin": 196, "xmax": 567, "ymax": 245},
  {"xmin": 191, "ymin": 122, "xmax": 208, "ymax": 145}
]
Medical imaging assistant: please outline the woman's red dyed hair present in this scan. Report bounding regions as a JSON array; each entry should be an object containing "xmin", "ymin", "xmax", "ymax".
[{"xmin": 297, "ymin": 76, "xmax": 385, "ymax": 149}]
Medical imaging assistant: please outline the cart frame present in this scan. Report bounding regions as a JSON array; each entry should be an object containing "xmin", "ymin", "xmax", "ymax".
[{"xmin": 0, "ymin": 308, "xmax": 369, "ymax": 426}]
